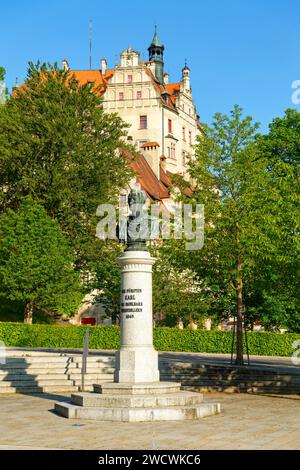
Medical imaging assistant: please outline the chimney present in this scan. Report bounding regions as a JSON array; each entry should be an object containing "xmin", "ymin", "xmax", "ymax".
[
  {"xmin": 101, "ymin": 58, "xmax": 107, "ymax": 75},
  {"xmin": 163, "ymin": 72, "xmax": 169, "ymax": 85},
  {"xmin": 160, "ymin": 154, "xmax": 166, "ymax": 171},
  {"xmin": 62, "ymin": 59, "xmax": 70, "ymax": 71},
  {"xmin": 140, "ymin": 141, "xmax": 161, "ymax": 179},
  {"xmin": 160, "ymin": 154, "xmax": 167, "ymax": 180}
]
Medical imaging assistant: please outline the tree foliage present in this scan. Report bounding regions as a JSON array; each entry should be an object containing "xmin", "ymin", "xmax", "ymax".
[
  {"xmin": 169, "ymin": 105, "xmax": 300, "ymax": 362},
  {"xmin": 248, "ymin": 108, "xmax": 300, "ymax": 331},
  {"xmin": 0, "ymin": 66, "xmax": 7, "ymax": 104},
  {"xmin": 0, "ymin": 197, "xmax": 82, "ymax": 323},
  {"xmin": 151, "ymin": 244, "xmax": 211, "ymax": 327},
  {"xmin": 0, "ymin": 62, "xmax": 132, "ymax": 270}
]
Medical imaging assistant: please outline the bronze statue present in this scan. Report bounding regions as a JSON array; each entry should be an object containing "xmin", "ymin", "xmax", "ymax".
[{"xmin": 117, "ymin": 188, "xmax": 159, "ymax": 251}]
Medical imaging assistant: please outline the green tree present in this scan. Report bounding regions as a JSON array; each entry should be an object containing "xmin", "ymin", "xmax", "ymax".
[
  {"xmin": 0, "ymin": 62, "xmax": 132, "ymax": 270},
  {"xmin": 0, "ymin": 197, "xmax": 82, "ymax": 323},
  {"xmin": 151, "ymin": 245, "xmax": 211, "ymax": 327},
  {"xmin": 93, "ymin": 243, "xmax": 123, "ymax": 325},
  {"xmin": 248, "ymin": 108, "xmax": 300, "ymax": 332},
  {"xmin": 182, "ymin": 105, "xmax": 283, "ymax": 364},
  {"xmin": 187, "ymin": 106, "xmax": 300, "ymax": 360},
  {"xmin": 0, "ymin": 67, "xmax": 7, "ymax": 104}
]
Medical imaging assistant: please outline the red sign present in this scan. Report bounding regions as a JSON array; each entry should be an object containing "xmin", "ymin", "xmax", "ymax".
[{"xmin": 81, "ymin": 317, "xmax": 96, "ymax": 326}]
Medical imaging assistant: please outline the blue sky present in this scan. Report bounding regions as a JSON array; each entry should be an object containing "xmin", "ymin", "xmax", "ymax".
[{"xmin": 1, "ymin": 0, "xmax": 299, "ymax": 132}]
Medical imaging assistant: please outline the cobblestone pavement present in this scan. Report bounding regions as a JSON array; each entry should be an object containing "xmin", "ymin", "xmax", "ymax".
[{"xmin": 0, "ymin": 392, "xmax": 299, "ymax": 450}]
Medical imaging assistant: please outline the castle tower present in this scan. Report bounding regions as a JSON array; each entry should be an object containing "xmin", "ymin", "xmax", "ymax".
[
  {"xmin": 181, "ymin": 60, "xmax": 190, "ymax": 93},
  {"xmin": 148, "ymin": 27, "xmax": 165, "ymax": 84}
]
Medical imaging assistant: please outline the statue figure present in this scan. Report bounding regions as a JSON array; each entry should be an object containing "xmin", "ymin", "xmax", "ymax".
[{"xmin": 117, "ymin": 188, "xmax": 159, "ymax": 251}]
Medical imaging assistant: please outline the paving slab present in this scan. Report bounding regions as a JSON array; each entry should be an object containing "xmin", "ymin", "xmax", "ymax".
[{"xmin": 0, "ymin": 392, "xmax": 299, "ymax": 449}]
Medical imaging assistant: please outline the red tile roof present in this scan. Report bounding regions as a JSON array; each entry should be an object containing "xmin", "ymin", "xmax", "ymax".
[
  {"xmin": 122, "ymin": 148, "xmax": 170, "ymax": 200},
  {"xmin": 15, "ymin": 69, "xmax": 115, "ymax": 97},
  {"xmin": 144, "ymin": 68, "xmax": 178, "ymax": 111},
  {"xmin": 166, "ymin": 83, "xmax": 180, "ymax": 105},
  {"xmin": 67, "ymin": 69, "xmax": 114, "ymax": 95},
  {"xmin": 141, "ymin": 141, "xmax": 160, "ymax": 148},
  {"xmin": 160, "ymin": 167, "xmax": 174, "ymax": 189}
]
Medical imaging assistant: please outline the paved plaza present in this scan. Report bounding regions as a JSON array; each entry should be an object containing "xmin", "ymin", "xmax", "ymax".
[{"xmin": 0, "ymin": 392, "xmax": 299, "ymax": 450}]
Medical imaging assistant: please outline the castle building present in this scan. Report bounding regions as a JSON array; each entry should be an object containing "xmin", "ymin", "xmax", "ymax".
[
  {"xmin": 101, "ymin": 29, "xmax": 201, "ymax": 178},
  {"xmin": 64, "ymin": 28, "xmax": 201, "ymax": 184},
  {"xmin": 15, "ymin": 30, "xmax": 201, "ymax": 326}
]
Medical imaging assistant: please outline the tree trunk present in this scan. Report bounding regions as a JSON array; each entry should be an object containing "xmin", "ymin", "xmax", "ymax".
[
  {"xmin": 24, "ymin": 301, "xmax": 34, "ymax": 324},
  {"xmin": 235, "ymin": 258, "xmax": 244, "ymax": 365}
]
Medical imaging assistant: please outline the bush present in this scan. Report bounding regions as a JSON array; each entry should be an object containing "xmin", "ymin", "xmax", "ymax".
[
  {"xmin": 153, "ymin": 328, "xmax": 300, "ymax": 357},
  {"xmin": 0, "ymin": 323, "xmax": 120, "ymax": 349},
  {"xmin": 0, "ymin": 322, "xmax": 299, "ymax": 357}
]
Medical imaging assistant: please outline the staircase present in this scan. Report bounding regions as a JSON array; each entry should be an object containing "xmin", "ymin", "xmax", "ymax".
[
  {"xmin": 160, "ymin": 362, "xmax": 300, "ymax": 394},
  {"xmin": 0, "ymin": 353, "xmax": 114, "ymax": 394},
  {"xmin": 1, "ymin": 351, "xmax": 299, "ymax": 395}
]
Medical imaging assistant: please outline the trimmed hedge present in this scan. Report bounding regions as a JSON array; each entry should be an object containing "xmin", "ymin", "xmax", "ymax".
[
  {"xmin": 0, "ymin": 323, "xmax": 119, "ymax": 350},
  {"xmin": 153, "ymin": 328, "xmax": 300, "ymax": 357},
  {"xmin": 0, "ymin": 322, "xmax": 299, "ymax": 357}
]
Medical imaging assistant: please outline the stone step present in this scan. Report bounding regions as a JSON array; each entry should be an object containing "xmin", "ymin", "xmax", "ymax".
[
  {"xmin": 2, "ymin": 356, "xmax": 114, "ymax": 365},
  {"xmin": 161, "ymin": 376, "xmax": 300, "ymax": 384},
  {"xmin": 55, "ymin": 400, "xmax": 221, "ymax": 422},
  {"xmin": 160, "ymin": 370, "xmax": 300, "ymax": 379},
  {"xmin": 161, "ymin": 378, "xmax": 300, "ymax": 387},
  {"xmin": 0, "ymin": 384, "xmax": 80, "ymax": 394},
  {"xmin": 0, "ymin": 377, "xmax": 112, "ymax": 388},
  {"xmin": 0, "ymin": 366, "xmax": 114, "ymax": 376},
  {"xmin": 209, "ymin": 378, "xmax": 298, "ymax": 384},
  {"xmin": 71, "ymin": 391, "xmax": 204, "ymax": 408},
  {"xmin": 0, "ymin": 361, "xmax": 114, "ymax": 371},
  {"xmin": 181, "ymin": 385, "xmax": 300, "ymax": 394},
  {"xmin": 165, "ymin": 377, "xmax": 300, "ymax": 385},
  {"xmin": 93, "ymin": 381, "xmax": 182, "ymax": 395},
  {"xmin": 0, "ymin": 373, "xmax": 113, "ymax": 382}
]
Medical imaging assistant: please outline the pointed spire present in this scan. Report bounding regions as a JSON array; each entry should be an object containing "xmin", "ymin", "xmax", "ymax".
[
  {"xmin": 150, "ymin": 25, "xmax": 163, "ymax": 47},
  {"xmin": 12, "ymin": 77, "xmax": 19, "ymax": 91},
  {"xmin": 148, "ymin": 27, "xmax": 165, "ymax": 83},
  {"xmin": 183, "ymin": 58, "xmax": 190, "ymax": 71}
]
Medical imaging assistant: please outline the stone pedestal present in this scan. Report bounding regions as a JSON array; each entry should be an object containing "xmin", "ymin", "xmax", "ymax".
[
  {"xmin": 114, "ymin": 250, "xmax": 159, "ymax": 383},
  {"xmin": 55, "ymin": 248, "xmax": 221, "ymax": 422},
  {"xmin": 55, "ymin": 382, "xmax": 221, "ymax": 422}
]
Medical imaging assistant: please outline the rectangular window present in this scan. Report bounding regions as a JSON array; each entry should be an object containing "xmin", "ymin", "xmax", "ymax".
[
  {"xmin": 189, "ymin": 130, "xmax": 192, "ymax": 144},
  {"xmin": 182, "ymin": 151, "xmax": 186, "ymax": 166},
  {"xmin": 171, "ymin": 143, "xmax": 176, "ymax": 159},
  {"xmin": 168, "ymin": 119, "xmax": 172, "ymax": 133},
  {"xmin": 119, "ymin": 92, "xmax": 124, "ymax": 101},
  {"xmin": 137, "ymin": 91, "xmax": 142, "ymax": 99},
  {"xmin": 127, "ymin": 75, "xmax": 133, "ymax": 83},
  {"xmin": 140, "ymin": 115, "xmax": 147, "ymax": 129},
  {"xmin": 182, "ymin": 127, "xmax": 186, "ymax": 141},
  {"xmin": 167, "ymin": 147, "xmax": 171, "ymax": 158}
]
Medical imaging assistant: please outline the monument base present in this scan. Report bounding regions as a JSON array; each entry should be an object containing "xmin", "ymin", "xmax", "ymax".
[
  {"xmin": 55, "ymin": 382, "xmax": 221, "ymax": 422},
  {"xmin": 114, "ymin": 346, "xmax": 159, "ymax": 383}
]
